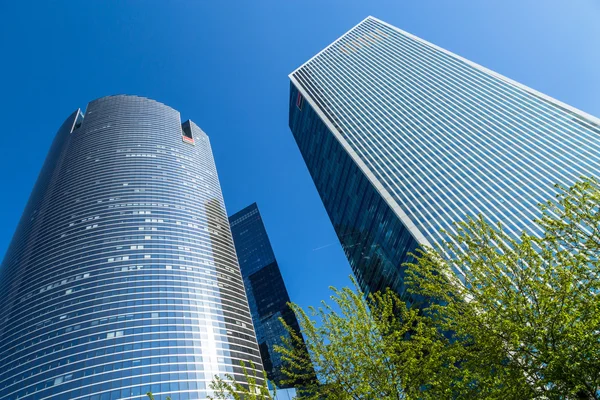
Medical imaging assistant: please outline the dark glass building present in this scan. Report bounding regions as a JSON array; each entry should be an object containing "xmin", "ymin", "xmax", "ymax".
[
  {"xmin": 0, "ymin": 95, "xmax": 264, "ymax": 400},
  {"xmin": 228, "ymin": 203, "xmax": 304, "ymax": 389},
  {"xmin": 288, "ymin": 16, "xmax": 600, "ymax": 300}
]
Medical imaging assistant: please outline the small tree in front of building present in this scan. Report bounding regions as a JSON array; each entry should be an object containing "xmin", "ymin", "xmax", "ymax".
[{"xmin": 207, "ymin": 361, "xmax": 273, "ymax": 400}]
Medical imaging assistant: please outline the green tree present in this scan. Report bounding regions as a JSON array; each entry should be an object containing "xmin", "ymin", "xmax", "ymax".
[
  {"xmin": 207, "ymin": 283, "xmax": 441, "ymax": 400},
  {"xmin": 275, "ymin": 281, "xmax": 444, "ymax": 400},
  {"xmin": 207, "ymin": 361, "xmax": 273, "ymax": 400},
  {"xmin": 147, "ymin": 361, "xmax": 271, "ymax": 400},
  {"xmin": 405, "ymin": 177, "xmax": 600, "ymax": 399},
  {"xmin": 146, "ymin": 392, "xmax": 171, "ymax": 400},
  {"xmin": 209, "ymin": 177, "xmax": 600, "ymax": 400}
]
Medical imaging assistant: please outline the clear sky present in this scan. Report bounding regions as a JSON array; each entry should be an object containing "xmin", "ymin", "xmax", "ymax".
[{"xmin": 0, "ymin": 1, "xmax": 599, "ymax": 312}]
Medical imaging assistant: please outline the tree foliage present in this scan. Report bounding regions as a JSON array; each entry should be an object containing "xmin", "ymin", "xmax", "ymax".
[
  {"xmin": 146, "ymin": 392, "xmax": 171, "ymax": 400},
  {"xmin": 209, "ymin": 177, "xmax": 600, "ymax": 400},
  {"xmin": 274, "ymin": 281, "xmax": 446, "ymax": 400},
  {"xmin": 207, "ymin": 361, "xmax": 273, "ymax": 400},
  {"xmin": 405, "ymin": 177, "xmax": 600, "ymax": 399}
]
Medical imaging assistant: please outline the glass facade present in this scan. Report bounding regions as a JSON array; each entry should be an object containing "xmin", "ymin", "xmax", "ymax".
[
  {"xmin": 0, "ymin": 95, "xmax": 263, "ymax": 400},
  {"xmin": 288, "ymin": 16, "xmax": 600, "ymax": 298},
  {"xmin": 228, "ymin": 204, "xmax": 306, "ymax": 388}
]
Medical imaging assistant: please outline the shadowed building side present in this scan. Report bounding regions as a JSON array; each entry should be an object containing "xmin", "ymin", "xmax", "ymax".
[{"xmin": 229, "ymin": 203, "xmax": 312, "ymax": 390}]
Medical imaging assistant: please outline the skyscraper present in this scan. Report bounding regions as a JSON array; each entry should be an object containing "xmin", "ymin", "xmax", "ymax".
[
  {"xmin": 0, "ymin": 95, "xmax": 264, "ymax": 400},
  {"xmin": 288, "ymin": 16, "xmax": 600, "ymax": 299},
  {"xmin": 229, "ymin": 203, "xmax": 305, "ymax": 390}
]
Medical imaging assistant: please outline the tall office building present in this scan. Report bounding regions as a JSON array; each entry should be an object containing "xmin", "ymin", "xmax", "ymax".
[
  {"xmin": 0, "ymin": 95, "xmax": 263, "ymax": 400},
  {"xmin": 288, "ymin": 16, "xmax": 600, "ymax": 299},
  {"xmin": 229, "ymin": 203, "xmax": 305, "ymax": 390}
]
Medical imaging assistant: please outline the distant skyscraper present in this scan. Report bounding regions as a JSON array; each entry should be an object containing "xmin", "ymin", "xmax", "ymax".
[
  {"xmin": 0, "ymin": 95, "xmax": 263, "ymax": 400},
  {"xmin": 288, "ymin": 16, "xmax": 600, "ymax": 299},
  {"xmin": 229, "ymin": 203, "xmax": 306, "ymax": 389}
]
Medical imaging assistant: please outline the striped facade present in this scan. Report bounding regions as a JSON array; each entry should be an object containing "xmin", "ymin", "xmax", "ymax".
[
  {"xmin": 0, "ymin": 95, "xmax": 263, "ymax": 400},
  {"xmin": 288, "ymin": 16, "xmax": 600, "ymax": 298}
]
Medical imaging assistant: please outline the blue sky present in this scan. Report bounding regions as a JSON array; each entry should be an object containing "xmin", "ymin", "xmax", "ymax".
[{"xmin": 0, "ymin": 1, "xmax": 599, "ymax": 311}]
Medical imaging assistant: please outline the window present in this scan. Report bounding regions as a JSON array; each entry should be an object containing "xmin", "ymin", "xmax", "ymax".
[
  {"xmin": 182, "ymin": 120, "xmax": 195, "ymax": 144},
  {"xmin": 296, "ymin": 92, "xmax": 304, "ymax": 110}
]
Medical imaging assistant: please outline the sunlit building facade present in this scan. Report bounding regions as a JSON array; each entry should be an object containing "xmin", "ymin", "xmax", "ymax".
[
  {"xmin": 288, "ymin": 16, "xmax": 600, "ymax": 299},
  {"xmin": 0, "ymin": 95, "xmax": 263, "ymax": 400}
]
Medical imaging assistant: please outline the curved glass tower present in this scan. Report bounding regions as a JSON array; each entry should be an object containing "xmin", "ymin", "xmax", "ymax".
[{"xmin": 0, "ymin": 95, "xmax": 263, "ymax": 400}]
